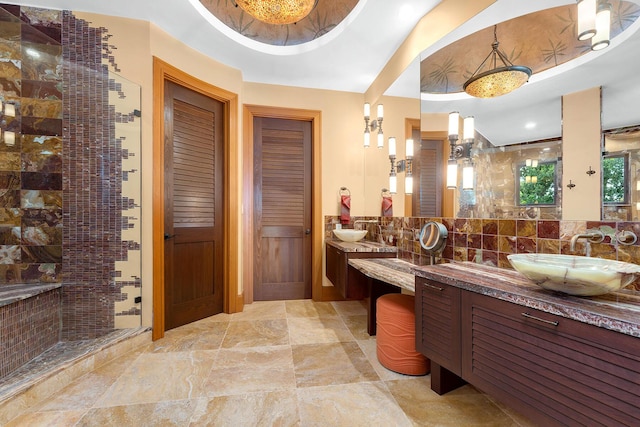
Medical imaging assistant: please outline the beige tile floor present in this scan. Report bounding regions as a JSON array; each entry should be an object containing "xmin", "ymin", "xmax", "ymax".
[{"xmin": 7, "ymin": 300, "xmax": 536, "ymax": 426}]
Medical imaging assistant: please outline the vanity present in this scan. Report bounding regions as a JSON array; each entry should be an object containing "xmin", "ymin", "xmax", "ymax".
[
  {"xmin": 325, "ymin": 239, "xmax": 396, "ymax": 299},
  {"xmin": 414, "ymin": 262, "xmax": 640, "ymax": 426}
]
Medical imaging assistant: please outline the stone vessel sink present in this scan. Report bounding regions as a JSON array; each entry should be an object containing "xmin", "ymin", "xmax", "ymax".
[
  {"xmin": 333, "ymin": 229, "xmax": 367, "ymax": 242},
  {"xmin": 507, "ymin": 254, "xmax": 640, "ymax": 296}
]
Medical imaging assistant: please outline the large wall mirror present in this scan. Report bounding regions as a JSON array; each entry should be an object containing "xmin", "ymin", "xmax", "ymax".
[{"xmin": 416, "ymin": 0, "xmax": 640, "ymax": 221}]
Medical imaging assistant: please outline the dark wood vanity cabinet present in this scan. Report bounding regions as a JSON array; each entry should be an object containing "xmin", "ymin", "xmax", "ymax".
[
  {"xmin": 415, "ymin": 278, "xmax": 461, "ymax": 373},
  {"xmin": 325, "ymin": 243, "xmax": 394, "ymax": 299},
  {"xmin": 416, "ymin": 278, "xmax": 640, "ymax": 426}
]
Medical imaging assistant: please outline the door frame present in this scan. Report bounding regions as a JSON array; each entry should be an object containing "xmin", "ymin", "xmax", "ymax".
[
  {"xmin": 153, "ymin": 57, "xmax": 240, "ymax": 340},
  {"xmin": 242, "ymin": 105, "xmax": 323, "ymax": 303}
]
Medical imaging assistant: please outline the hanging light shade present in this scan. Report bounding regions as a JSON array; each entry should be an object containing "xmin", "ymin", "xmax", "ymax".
[
  {"xmin": 463, "ymin": 26, "xmax": 532, "ymax": 98},
  {"xmin": 235, "ymin": 0, "xmax": 317, "ymax": 25}
]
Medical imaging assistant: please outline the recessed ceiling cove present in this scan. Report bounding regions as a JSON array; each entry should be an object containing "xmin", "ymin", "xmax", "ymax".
[
  {"xmin": 421, "ymin": 1, "xmax": 640, "ymax": 94},
  {"xmin": 199, "ymin": 0, "xmax": 359, "ymax": 46}
]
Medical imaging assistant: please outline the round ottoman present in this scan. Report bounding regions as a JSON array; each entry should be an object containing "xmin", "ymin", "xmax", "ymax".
[{"xmin": 376, "ymin": 293, "xmax": 430, "ymax": 376}]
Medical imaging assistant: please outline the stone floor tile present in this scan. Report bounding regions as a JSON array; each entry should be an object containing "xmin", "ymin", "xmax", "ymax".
[
  {"xmin": 190, "ymin": 390, "xmax": 300, "ymax": 426},
  {"xmin": 285, "ymin": 300, "xmax": 339, "ymax": 318},
  {"xmin": 297, "ymin": 382, "xmax": 412, "ymax": 427},
  {"xmin": 77, "ymin": 400, "xmax": 197, "ymax": 426},
  {"xmin": 95, "ymin": 350, "xmax": 216, "ymax": 407},
  {"xmin": 203, "ymin": 346, "xmax": 296, "ymax": 397},
  {"xmin": 221, "ymin": 319, "xmax": 289, "ymax": 348},
  {"xmin": 292, "ymin": 342, "xmax": 379, "ymax": 388},
  {"xmin": 288, "ymin": 316, "xmax": 354, "ymax": 345}
]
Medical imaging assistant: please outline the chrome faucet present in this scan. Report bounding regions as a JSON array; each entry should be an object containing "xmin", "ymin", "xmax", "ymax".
[{"xmin": 570, "ymin": 230, "xmax": 605, "ymax": 257}]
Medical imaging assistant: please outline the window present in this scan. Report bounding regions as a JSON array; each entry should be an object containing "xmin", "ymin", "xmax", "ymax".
[
  {"xmin": 602, "ymin": 153, "xmax": 629, "ymax": 205},
  {"xmin": 517, "ymin": 160, "xmax": 557, "ymax": 206}
]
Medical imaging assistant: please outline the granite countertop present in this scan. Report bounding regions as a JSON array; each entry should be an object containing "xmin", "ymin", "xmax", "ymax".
[
  {"xmin": 0, "ymin": 283, "xmax": 62, "ymax": 307},
  {"xmin": 326, "ymin": 239, "xmax": 397, "ymax": 253},
  {"xmin": 348, "ymin": 258, "xmax": 416, "ymax": 292},
  {"xmin": 413, "ymin": 262, "xmax": 640, "ymax": 338}
]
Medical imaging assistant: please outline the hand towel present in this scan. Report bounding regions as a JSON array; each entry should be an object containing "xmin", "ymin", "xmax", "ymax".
[
  {"xmin": 382, "ymin": 195, "xmax": 393, "ymax": 217},
  {"xmin": 340, "ymin": 195, "xmax": 351, "ymax": 224}
]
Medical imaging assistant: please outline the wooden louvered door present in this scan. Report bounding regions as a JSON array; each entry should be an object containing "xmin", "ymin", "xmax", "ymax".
[
  {"xmin": 164, "ymin": 81, "xmax": 224, "ymax": 330},
  {"xmin": 412, "ymin": 139, "xmax": 443, "ymax": 216},
  {"xmin": 253, "ymin": 117, "xmax": 312, "ymax": 300}
]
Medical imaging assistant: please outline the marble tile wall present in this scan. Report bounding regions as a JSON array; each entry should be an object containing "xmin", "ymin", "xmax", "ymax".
[
  {"xmin": 0, "ymin": 2, "xmax": 141, "ymax": 352},
  {"xmin": 0, "ymin": 288, "xmax": 60, "ymax": 380},
  {"xmin": 325, "ymin": 215, "xmax": 640, "ymax": 291}
]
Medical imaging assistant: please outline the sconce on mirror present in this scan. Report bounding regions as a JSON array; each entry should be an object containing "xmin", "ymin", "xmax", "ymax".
[
  {"xmin": 388, "ymin": 137, "xmax": 413, "ymax": 194},
  {"xmin": 577, "ymin": 0, "xmax": 612, "ymax": 50},
  {"xmin": 446, "ymin": 112, "xmax": 475, "ymax": 189},
  {"xmin": 363, "ymin": 103, "xmax": 384, "ymax": 148}
]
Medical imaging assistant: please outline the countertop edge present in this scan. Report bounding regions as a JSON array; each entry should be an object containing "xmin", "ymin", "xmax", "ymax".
[{"xmin": 413, "ymin": 262, "xmax": 640, "ymax": 338}]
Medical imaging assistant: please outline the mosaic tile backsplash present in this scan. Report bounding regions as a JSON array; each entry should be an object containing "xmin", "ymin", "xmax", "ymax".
[
  {"xmin": 325, "ymin": 216, "xmax": 640, "ymax": 291},
  {"xmin": 0, "ymin": 1, "xmax": 141, "ymax": 358}
]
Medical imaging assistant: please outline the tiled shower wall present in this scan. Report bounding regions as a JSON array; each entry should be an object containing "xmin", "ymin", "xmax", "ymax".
[
  {"xmin": 325, "ymin": 216, "xmax": 640, "ymax": 291},
  {"xmin": 0, "ymin": 1, "xmax": 141, "ymax": 372}
]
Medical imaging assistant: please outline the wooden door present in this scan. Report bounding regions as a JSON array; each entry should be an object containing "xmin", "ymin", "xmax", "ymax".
[
  {"xmin": 253, "ymin": 117, "xmax": 312, "ymax": 300},
  {"xmin": 164, "ymin": 81, "xmax": 224, "ymax": 330},
  {"xmin": 412, "ymin": 138, "xmax": 443, "ymax": 216}
]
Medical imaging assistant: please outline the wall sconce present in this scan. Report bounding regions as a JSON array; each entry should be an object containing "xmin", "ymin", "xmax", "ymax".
[
  {"xmin": 592, "ymin": 1, "xmax": 612, "ymax": 50},
  {"xmin": 446, "ymin": 112, "xmax": 475, "ymax": 189},
  {"xmin": 577, "ymin": 0, "xmax": 611, "ymax": 50},
  {"xmin": 363, "ymin": 103, "xmax": 383, "ymax": 148},
  {"xmin": 388, "ymin": 137, "xmax": 413, "ymax": 194}
]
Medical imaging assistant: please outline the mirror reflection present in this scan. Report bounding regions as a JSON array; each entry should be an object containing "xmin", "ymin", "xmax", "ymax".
[{"xmin": 417, "ymin": 1, "xmax": 640, "ymax": 220}]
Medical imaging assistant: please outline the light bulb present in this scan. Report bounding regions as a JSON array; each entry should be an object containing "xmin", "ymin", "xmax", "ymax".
[
  {"xmin": 405, "ymin": 175, "xmax": 413, "ymax": 195},
  {"xmin": 405, "ymin": 139, "xmax": 414, "ymax": 158},
  {"xmin": 389, "ymin": 174, "xmax": 397, "ymax": 194},
  {"xmin": 377, "ymin": 131, "xmax": 384, "ymax": 149},
  {"xmin": 448, "ymin": 111, "xmax": 459, "ymax": 139},
  {"xmin": 377, "ymin": 104, "xmax": 384, "ymax": 119},
  {"xmin": 577, "ymin": 0, "xmax": 597, "ymax": 40},
  {"xmin": 364, "ymin": 102, "xmax": 370, "ymax": 119},
  {"xmin": 463, "ymin": 116, "xmax": 474, "ymax": 141},
  {"xmin": 364, "ymin": 130, "xmax": 370, "ymax": 148},
  {"xmin": 388, "ymin": 137, "xmax": 396, "ymax": 157},
  {"xmin": 462, "ymin": 164, "xmax": 474, "ymax": 190},
  {"xmin": 447, "ymin": 159, "xmax": 458, "ymax": 189},
  {"xmin": 592, "ymin": 2, "xmax": 611, "ymax": 51}
]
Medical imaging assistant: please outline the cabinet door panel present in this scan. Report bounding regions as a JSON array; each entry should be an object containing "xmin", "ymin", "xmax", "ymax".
[
  {"xmin": 462, "ymin": 291, "xmax": 640, "ymax": 427},
  {"xmin": 416, "ymin": 278, "xmax": 461, "ymax": 375}
]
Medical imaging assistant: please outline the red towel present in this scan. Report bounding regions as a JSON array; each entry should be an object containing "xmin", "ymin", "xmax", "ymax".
[
  {"xmin": 382, "ymin": 195, "xmax": 393, "ymax": 217},
  {"xmin": 340, "ymin": 195, "xmax": 351, "ymax": 224}
]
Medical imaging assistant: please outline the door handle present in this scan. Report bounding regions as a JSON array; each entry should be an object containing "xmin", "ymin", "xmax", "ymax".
[
  {"xmin": 305, "ymin": 229, "xmax": 311, "ymax": 235},
  {"xmin": 164, "ymin": 233, "xmax": 175, "ymax": 240}
]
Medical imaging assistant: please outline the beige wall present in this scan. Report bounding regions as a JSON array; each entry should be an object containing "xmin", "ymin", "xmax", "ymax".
[
  {"xmin": 562, "ymin": 87, "xmax": 602, "ymax": 220},
  {"xmin": 74, "ymin": 13, "xmax": 419, "ymax": 324}
]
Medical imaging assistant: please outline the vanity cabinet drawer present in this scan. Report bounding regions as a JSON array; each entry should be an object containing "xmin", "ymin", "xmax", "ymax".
[
  {"xmin": 415, "ymin": 277, "xmax": 462, "ymax": 376},
  {"xmin": 461, "ymin": 291, "xmax": 640, "ymax": 427}
]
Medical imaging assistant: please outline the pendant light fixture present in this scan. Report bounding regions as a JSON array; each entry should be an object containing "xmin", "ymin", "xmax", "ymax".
[
  {"xmin": 234, "ymin": 0, "xmax": 318, "ymax": 25},
  {"xmin": 463, "ymin": 25, "xmax": 532, "ymax": 98}
]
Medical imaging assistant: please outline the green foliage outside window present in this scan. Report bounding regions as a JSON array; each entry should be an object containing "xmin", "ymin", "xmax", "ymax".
[
  {"xmin": 518, "ymin": 161, "xmax": 557, "ymax": 206},
  {"xmin": 602, "ymin": 154, "xmax": 627, "ymax": 204}
]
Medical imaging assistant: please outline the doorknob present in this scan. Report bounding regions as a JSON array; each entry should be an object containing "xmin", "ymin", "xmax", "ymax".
[
  {"xmin": 164, "ymin": 233, "xmax": 175, "ymax": 240},
  {"xmin": 305, "ymin": 229, "xmax": 311, "ymax": 235}
]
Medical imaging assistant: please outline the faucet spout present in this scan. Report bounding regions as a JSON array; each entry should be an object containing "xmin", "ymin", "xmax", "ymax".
[{"xmin": 570, "ymin": 230, "xmax": 605, "ymax": 255}]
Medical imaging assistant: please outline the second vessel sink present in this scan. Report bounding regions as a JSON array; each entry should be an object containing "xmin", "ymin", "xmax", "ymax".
[
  {"xmin": 508, "ymin": 253, "xmax": 640, "ymax": 296},
  {"xmin": 333, "ymin": 229, "xmax": 367, "ymax": 242}
]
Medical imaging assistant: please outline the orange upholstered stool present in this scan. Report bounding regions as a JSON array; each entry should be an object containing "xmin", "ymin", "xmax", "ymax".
[{"xmin": 376, "ymin": 293, "xmax": 430, "ymax": 376}]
